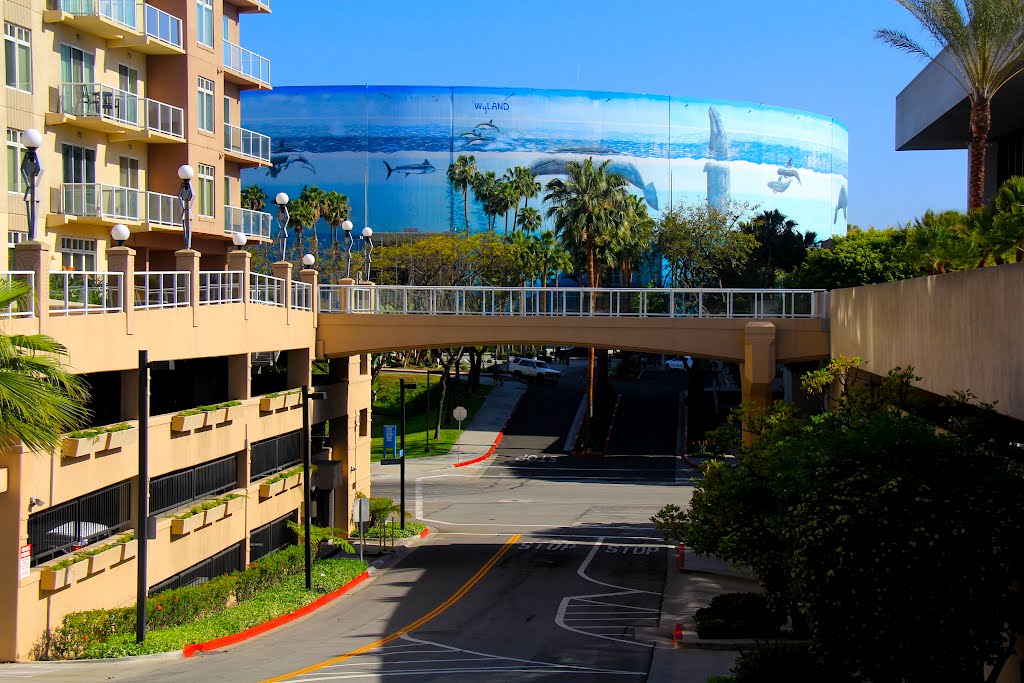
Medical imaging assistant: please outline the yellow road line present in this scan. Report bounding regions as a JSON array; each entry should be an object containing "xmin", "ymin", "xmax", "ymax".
[{"xmin": 260, "ymin": 534, "xmax": 521, "ymax": 683}]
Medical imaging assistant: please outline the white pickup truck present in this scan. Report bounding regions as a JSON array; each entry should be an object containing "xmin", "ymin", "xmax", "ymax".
[{"xmin": 508, "ymin": 357, "xmax": 561, "ymax": 384}]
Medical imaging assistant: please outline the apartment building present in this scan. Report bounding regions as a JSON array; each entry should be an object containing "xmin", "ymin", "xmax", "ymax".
[{"xmin": 0, "ymin": 0, "xmax": 373, "ymax": 661}]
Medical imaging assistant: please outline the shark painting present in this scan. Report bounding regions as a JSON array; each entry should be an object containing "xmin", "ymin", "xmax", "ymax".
[
  {"xmin": 268, "ymin": 141, "xmax": 315, "ymax": 178},
  {"xmin": 384, "ymin": 159, "xmax": 437, "ymax": 180}
]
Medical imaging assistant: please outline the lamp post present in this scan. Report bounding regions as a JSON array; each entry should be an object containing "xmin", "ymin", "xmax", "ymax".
[
  {"xmin": 232, "ymin": 231, "xmax": 247, "ymax": 248},
  {"xmin": 301, "ymin": 253, "xmax": 315, "ymax": 269},
  {"xmin": 136, "ymin": 349, "xmax": 151, "ymax": 645},
  {"xmin": 361, "ymin": 227, "xmax": 373, "ymax": 282},
  {"xmin": 177, "ymin": 165, "xmax": 194, "ymax": 250},
  {"xmin": 111, "ymin": 223, "xmax": 130, "ymax": 247},
  {"xmin": 20, "ymin": 128, "xmax": 43, "ymax": 240},
  {"xmin": 399, "ymin": 378, "xmax": 417, "ymax": 530},
  {"xmin": 275, "ymin": 192, "xmax": 290, "ymax": 260},
  {"xmin": 301, "ymin": 385, "xmax": 326, "ymax": 590},
  {"xmin": 342, "ymin": 220, "xmax": 354, "ymax": 279}
]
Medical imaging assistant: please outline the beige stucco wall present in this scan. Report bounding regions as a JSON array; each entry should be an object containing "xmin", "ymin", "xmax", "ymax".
[{"xmin": 830, "ymin": 263, "xmax": 1024, "ymax": 421}]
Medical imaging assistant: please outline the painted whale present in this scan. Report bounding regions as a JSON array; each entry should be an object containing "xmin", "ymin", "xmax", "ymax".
[
  {"xmin": 834, "ymin": 185, "xmax": 848, "ymax": 224},
  {"xmin": 767, "ymin": 177, "xmax": 792, "ymax": 194},
  {"xmin": 474, "ymin": 119, "xmax": 500, "ymax": 133},
  {"xmin": 528, "ymin": 158, "xmax": 659, "ymax": 210},
  {"xmin": 384, "ymin": 159, "xmax": 436, "ymax": 180},
  {"xmin": 705, "ymin": 106, "xmax": 731, "ymax": 211},
  {"xmin": 777, "ymin": 166, "xmax": 802, "ymax": 185}
]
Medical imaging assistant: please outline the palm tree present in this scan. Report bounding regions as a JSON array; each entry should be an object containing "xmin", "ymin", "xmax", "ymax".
[
  {"xmin": 904, "ymin": 209, "xmax": 968, "ymax": 274},
  {"xmin": 513, "ymin": 166, "xmax": 541, "ymax": 216},
  {"xmin": 876, "ymin": 1, "xmax": 1024, "ymax": 209},
  {"xmin": 992, "ymin": 176, "xmax": 1024, "ymax": 262},
  {"xmin": 517, "ymin": 206, "xmax": 542, "ymax": 234},
  {"xmin": 472, "ymin": 171, "xmax": 500, "ymax": 233},
  {"xmin": 286, "ymin": 198, "xmax": 316, "ymax": 259},
  {"xmin": 322, "ymin": 191, "xmax": 352, "ymax": 246},
  {"xmin": 298, "ymin": 185, "xmax": 328, "ymax": 249},
  {"xmin": 498, "ymin": 179, "xmax": 518, "ymax": 236},
  {"xmin": 0, "ymin": 279, "xmax": 89, "ymax": 454},
  {"xmin": 240, "ymin": 184, "xmax": 267, "ymax": 212},
  {"xmin": 611, "ymin": 195, "xmax": 654, "ymax": 288},
  {"xmin": 447, "ymin": 155, "xmax": 478, "ymax": 233}
]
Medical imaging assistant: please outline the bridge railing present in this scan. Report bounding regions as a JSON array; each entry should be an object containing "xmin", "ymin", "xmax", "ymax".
[{"xmin": 320, "ymin": 286, "xmax": 828, "ymax": 319}]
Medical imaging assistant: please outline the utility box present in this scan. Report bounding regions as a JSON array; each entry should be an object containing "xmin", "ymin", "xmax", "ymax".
[{"xmin": 313, "ymin": 460, "xmax": 343, "ymax": 490}]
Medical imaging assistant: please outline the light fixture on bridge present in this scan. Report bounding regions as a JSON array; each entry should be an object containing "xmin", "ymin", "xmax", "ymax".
[
  {"xmin": 361, "ymin": 227, "xmax": 373, "ymax": 282},
  {"xmin": 342, "ymin": 220, "xmax": 354, "ymax": 279},
  {"xmin": 111, "ymin": 223, "xmax": 130, "ymax": 247},
  {"xmin": 301, "ymin": 253, "xmax": 315, "ymax": 268},
  {"xmin": 177, "ymin": 165, "xmax": 195, "ymax": 250},
  {"xmin": 275, "ymin": 192, "xmax": 290, "ymax": 260},
  {"xmin": 20, "ymin": 128, "xmax": 43, "ymax": 240},
  {"xmin": 232, "ymin": 231, "xmax": 248, "ymax": 248}
]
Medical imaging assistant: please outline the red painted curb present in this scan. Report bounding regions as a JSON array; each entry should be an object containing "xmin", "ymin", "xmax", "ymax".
[
  {"xmin": 182, "ymin": 570, "xmax": 371, "ymax": 657},
  {"xmin": 452, "ymin": 389, "xmax": 525, "ymax": 468},
  {"xmin": 419, "ymin": 528, "xmax": 430, "ymax": 539}
]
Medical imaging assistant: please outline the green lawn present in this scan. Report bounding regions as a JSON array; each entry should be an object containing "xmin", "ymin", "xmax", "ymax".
[{"xmin": 371, "ymin": 373, "xmax": 492, "ymax": 462}]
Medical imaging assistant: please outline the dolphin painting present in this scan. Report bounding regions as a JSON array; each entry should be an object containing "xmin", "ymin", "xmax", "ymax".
[
  {"xmin": 834, "ymin": 185, "xmax": 848, "ymax": 224},
  {"xmin": 474, "ymin": 119, "xmax": 500, "ymax": 133},
  {"xmin": 528, "ymin": 158, "xmax": 659, "ymax": 210},
  {"xmin": 777, "ymin": 160, "xmax": 802, "ymax": 185},
  {"xmin": 267, "ymin": 141, "xmax": 315, "ymax": 178},
  {"xmin": 767, "ymin": 178, "xmax": 792, "ymax": 194},
  {"xmin": 384, "ymin": 159, "xmax": 436, "ymax": 180},
  {"xmin": 704, "ymin": 106, "xmax": 731, "ymax": 211}
]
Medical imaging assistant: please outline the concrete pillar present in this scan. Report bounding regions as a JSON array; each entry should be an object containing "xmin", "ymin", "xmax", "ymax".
[
  {"xmin": 228, "ymin": 353, "xmax": 251, "ymax": 401},
  {"xmin": 14, "ymin": 241, "xmax": 50, "ymax": 334},
  {"xmin": 107, "ymin": 246, "xmax": 135, "ymax": 335},
  {"xmin": 741, "ymin": 322, "xmax": 777, "ymax": 444},
  {"xmin": 227, "ymin": 249, "xmax": 250, "ymax": 320},
  {"xmin": 298, "ymin": 267, "xmax": 318, "ymax": 320},
  {"xmin": 272, "ymin": 261, "xmax": 292, "ymax": 325},
  {"xmin": 121, "ymin": 369, "xmax": 139, "ymax": 420},
  {"xmin": 338, "ymin": 277, "xmax": 355, "ymax": 313},
  {"xmin": 287, "ymin": 347, "xmax": 312, "ymax": 389},
  {"xmin": 175, "ymin": 248, "xmax": 201, "ymax": 328}
]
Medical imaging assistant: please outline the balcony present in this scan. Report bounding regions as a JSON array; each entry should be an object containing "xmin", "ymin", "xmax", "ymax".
[
  {"xmin": 47, "ymin": 83, "xmax": 141, "ymax": 134},
  {"xmin": 58, "ymin": 183, "xmax": 141, "ymax": 226},
  {"xmin": 224, "ymin": 124, "xmax": 271, "ymax": 166},
  {"xmin": 222, "ymin": 40, "xmax": 271, "ymax": 89},
  {"xmin": 44, "ymin": 0, "xmax": 139, "ymax": 39},
  {"xmin": 111, "ymin": 98, "xmax": 185, "ymax": 144},
  {"xmin": 224, "ymin": 205, "xmax": 272, "ymax": 240},
  {"xmin": 109, "ymin": 4, "xmax": 183, "ymax": 54},
  {"xmin": 145, "ymin": 192, "xmax": 184, "ymax": 232},
  {"xmin": 226, "ymin": 0, "xmax": 271, "ymax": 14}
]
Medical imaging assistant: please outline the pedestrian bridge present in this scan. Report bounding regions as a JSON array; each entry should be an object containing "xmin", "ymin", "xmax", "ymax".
[{"xmin": 316, "ymin": 285, "xmax": 832, "ymax": 407}]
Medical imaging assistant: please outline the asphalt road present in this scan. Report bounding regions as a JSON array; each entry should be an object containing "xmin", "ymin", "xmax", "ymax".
[{"xmin": 6, "ymin": 364, "xmax": 692, "ymax": 683}]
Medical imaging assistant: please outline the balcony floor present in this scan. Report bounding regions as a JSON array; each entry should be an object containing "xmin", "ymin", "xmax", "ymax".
[
  {"xmin": 109, "ymin": 35, "xmax": 185, "ymax": 56},
  {"xmin": 42, "ymin": 10, "xmax": 140, "ymax": 40},
  {"xmin": 45, "ymin": 112, "xmax": 142, "ymax": 136},
  {"xmin": 110, "ymin": 128, "xmax": 185, "ymax": 144},
  {"xmin": 223, "ymin": 69, "xmax": 272, "ymax": 91}
]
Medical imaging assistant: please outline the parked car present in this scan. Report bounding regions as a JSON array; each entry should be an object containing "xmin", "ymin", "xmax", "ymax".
[
  {"xmin": 509, "ymin": 357, "xmax": 562, "ymax": 383},
  {"xmin": 664, "ymin": 356, "xmax": 693, "ymax": 371}
]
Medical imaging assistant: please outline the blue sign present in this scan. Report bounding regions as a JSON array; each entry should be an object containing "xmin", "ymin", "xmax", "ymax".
[{"xmin": 383, "ymin": 425, "xmax": 397, "ymax": 450}]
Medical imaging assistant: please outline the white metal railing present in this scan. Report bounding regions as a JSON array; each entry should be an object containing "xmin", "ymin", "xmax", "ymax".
[
  {"xmin": 145, "ymin": 98, "xmax": 184, "ymax": 139},
  {"xmin": 58, "ymin": 82, "xmax": 140, "ymax": 127},
  {"xmin": 291, "ymin": 281, "xmax": 312, "ymax": 311},
  {"xmin": 62, "ymin": 183, "xmax": 140, "ymax": 221},
  {"xmin": 134, "ymin": 271, "xmax": 189, "ymax": 309},
  {"xmin": 224, "ymin": 124, "xmax": 271, "ymax": 163},
  {"xmin": 318, "ymin": 286, "xmax": 829, "ymax": 319},
  {"xmin": 199, "ymin": 271, "xmax": 242, "ymax": 305},
  {"xmin": 49, "ymin": 0, "xmax": 138, "ymax": 30},
  {"xmin": 222, "ymin": 40, "xmax": 271, "ymax": 87},
  {"xmin": 0, "ymin": 272, "xmax": 35, "ymax": 319},
  {"xmin": 146, "ymin": 191, "xmax": 183, "ymax": 227},
  {"xmin": 224, "ymin": 205, "xmax": 272, "ymax": 239},
  {"xmin": 250, "ymin": 273, "xmax": 284, "ymax": 307},
  {"xmin": 48, "ymin": 272, "xmax": 123, "ymax": 316},
  {"xmin": 142, "ymin": 3, "xmax": 182, "ymax": 49}
]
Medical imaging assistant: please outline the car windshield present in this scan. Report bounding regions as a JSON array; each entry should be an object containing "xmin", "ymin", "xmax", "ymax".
[{"xmin": 535, "ymin": 361, "xmax": 550, "ymax": 369}]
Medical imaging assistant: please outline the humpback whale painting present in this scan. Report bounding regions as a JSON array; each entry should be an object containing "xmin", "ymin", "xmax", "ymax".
[
  {"xmin": 528, "ymin": 158, "xmax": 659, "ymax": 210},
  {"xmin": 703, "ymin": 106, "xmax": 731, "ymax": 211}
]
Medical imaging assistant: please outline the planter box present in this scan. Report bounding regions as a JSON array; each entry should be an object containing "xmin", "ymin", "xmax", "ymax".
[
  {"xmin": 202, "ymin": 501, "xmax": 229, "ymax": 526},
  {"xmin": 118, "ymin": 539, "xmax": 137, "ymax": 564},
  {"xmin": 105, "ymin": 427, "xmax": 137, "ymax": 451},
  {"xmin": 171, "ymin": 413, "xmax": 205, "ymax": 433},
  {"xmin": 224, "ymin": 404, "xmax": 243, "ymax": 422},
  {"xmin": 284, "ymin": 392, "xmax": 303, "ymax": 408},
  {"xmin": 285, "ymin": 473, "xmax": 303, "ymax": 490},
  {"xmin": 39, "ymin": 561, "xmax": 87, "ymax": 591},
  {"xmin": 259, "ymin": 478, "xmax": 287, "ymax": 499},
  {"xmin": 203, "ymin": 408, "xmax": 228, "ymax": 428},
  {"xmin": 259, "ymin": 395, "xmax": 286, "ymax": 412},
  {"xmin": 85, "ymin": 544, "xmax": 122, "ymax": 574},
  {"xmin": 224, "ymin": 495, "xmax": 245, "ymax": 517},
  {"xmin": 62, "ymin": 433, "xmax": 107, "ymax": 459},
  {"xmin": 171, "ymin": 513, "xmax": 205, "ymax": 536}
]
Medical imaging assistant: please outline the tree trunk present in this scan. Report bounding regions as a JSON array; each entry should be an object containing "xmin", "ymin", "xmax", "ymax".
[
  {"xmin": 585, "ymin": 238, "xmax": 596, "ymax": 444},
  {"xmin": 969, "ymin": 99, "xmax": 991, "ymax": 211},
  {"xmin": 463, "ymin": 189, "xmax": 470, "ymax": 234}
]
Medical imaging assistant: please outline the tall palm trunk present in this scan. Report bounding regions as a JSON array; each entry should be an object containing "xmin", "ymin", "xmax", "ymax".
[
  {"xmin": 504, "ymin": 212, "xmax": 509, "ymax": 237},
  {"xmin": 969, "ymin": 99, "xmax": 991, "ymax": 211},
  {"xmin": 586, "ymin": 238, "xmax": 596, "ymax": 441},
  {"xmin": 463, "ymin": 189, "xmax": 470, "ymax": 234}
]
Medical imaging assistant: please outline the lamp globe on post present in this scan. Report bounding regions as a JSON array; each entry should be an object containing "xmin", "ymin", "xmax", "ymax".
[
  {"xmin": 111, "ymin": 223, "xmax": 130, "ymax": 247},
  {"xmin": 20, "ymin": 128, "xmax": 43, "ymax": 240},
  {"xmin": 301, "ymin": 253, "xmax": 315, "ymax": 269},
  {"xmin": 361, "ymin": 227, "xmax": 374, "ymax": 283},
  {"xmin": 275, "ymin": 192, "xmax": 290, "ymax": 261},
  {"xmin": 177, "ymin": 165, "xmax": 195, "ymax": 250},
  {"xmin": 232, "ymin": 231, "xmax": 247, "ymax": 248},
  {"xmin": 342, "ymin": 219, "xmax": 354, "ymax": 279}
]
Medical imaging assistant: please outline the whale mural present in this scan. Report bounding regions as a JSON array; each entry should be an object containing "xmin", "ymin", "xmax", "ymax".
[
  {"xmin": 703, "ymin": 106, "xmax": 731, "ymax": 212},
  {"xmin": 528, "ymin": 158, "xmax": 659, "ymax": 211}
]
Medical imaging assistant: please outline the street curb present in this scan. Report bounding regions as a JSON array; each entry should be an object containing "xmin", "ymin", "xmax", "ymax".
[
  {"xmin": 573, "ymin": 393, "xmax": 621, "ymax": 457},
  {"xmin": 419, "ymin": 528, "xmax": 430, "ymax": 538},
  {"xmin": 182, "ymin": 571, "xmax": 371, "ymax": 657},
  {"xmin": 452, "ymin": 388, "xmax": 525, "ymax": 468}
]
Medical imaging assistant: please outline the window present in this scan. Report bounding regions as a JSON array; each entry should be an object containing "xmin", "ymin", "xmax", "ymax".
[
  {"xmin": 223, "ymin": 15, "xmax": 230, "ymax": 41},
  {"xmin": 197, "ymin": 0, "xmax": 213, "ymax": 47},
  {"xmin": 224, "ymin": 175, "xmax": 231, "ymax": 207},
  {"xmin": 6, "ymin": 129, "xmax": 22, "ymax": 194},
  {"xmin": 61, "ymin": 143, "xmax": 97, "ymax": 216},
  {"xmin": 359, "ymin": 408, "xmax": 368, "ymax": 437},
  {"xmin": 7, "ymin": 229, "xmax": 26, "ymax": 269},
  {"xmin": 197, "ymin": 76, "xmax": 214, "ymax": 132},
  {"xmin": 117, "ymin": 64, "xmax": 139, "ymax": 123},
  {"xmin": 61, "ymin": 237, "xmax": 96, "ymax": 272},
  {"xmin": 197, "ymin": 163, "xmax": 215, "ymax": 217},
  {"xmin": 119, "ymin": 156, "xmax": 139, "ymax": 218},
  {"xmin": 223, "ymin": 95, "xmax": 231, "ymax": 126},
  {"xmin": 4, "ymin": 23, "xmax": 31, "ymax": 92}
]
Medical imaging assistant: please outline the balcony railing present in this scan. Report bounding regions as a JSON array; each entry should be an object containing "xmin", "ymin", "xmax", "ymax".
[
  {"xmin": 224, "ymin": 124, "xmax": 270, "ymax": 163},
  {"xmin": 48, "ymin": 272, "xmax": 123, "ymax": 316},
  {"xmin": 0, "ymin": 272, "xmax": 35, "ymax": 319},
  {"xmin": 250, "ymin": 273, "xmax": 284, "ymax": 307},
  {"xmin": 134, "ymin": 271, "xmax": 189, "ymax": 309},
  {"xmin": 58, "ymin": 82, "xmax": 140, "ymax": 128},
  {"xmin": 146, "ymin": 192, "xmax": 183, "ymax": 227},
  {"xmin": 145, "ymin": 98, "xmax": 184, "ymax": 139},
  {"xmin": 199, "ymin": 271, "xmax": 243, "ymax": 305},
  {"xmin": 142, "ymin": 3, "xmax": 182, "ymax": 49},
  {"xmin": 224, "ymin": 205, "xmax": 271, "ymax": 239},
  {"xmin": 62, "ymin": 183, "xmax": 141, "ymax": 222},
  {"xmin": 49, "ymin": 0, "xmax": 138, "ymax": 30},
  {"xmin": 291, "ymin": 281, "xmax": 312, "ymax": 311},
  {"xmin": 222, "ymin": 40, "xmax": 271, "ymax": 87}
]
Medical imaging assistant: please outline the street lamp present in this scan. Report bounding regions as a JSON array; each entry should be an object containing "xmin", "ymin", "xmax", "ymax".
[
  {"xmin": 111, "ymin": 223, "xmax": 130, "ymax": 247},
  {"xmin": 301, "ymin": 253, "xmax": 315, "ymax": 269},
  {"xmin": 231, "ymin": 231, "xmax": 247, "ymax": 248},
  {"xmin": 342, "ymin": 220, "xmax": 354, "ymax": 279},
  {"xmin": 275, "ymin": 192, "xmax": 290, "ymax": 260},
  {"xmin": 20, "ymin": 128, "xmax": 43, "ymax": 240},
  {"xmin": 399, "ymin": 378, "xmax": 418, "ymax": 530},
  {"xmin": 361, "ymin": 227, "xmax": 373, "ymax": 282},
  {"xmin": 300, "ymin": 385, "xmax": 327, "ymax": 590},
  {"xmin": 177, "ymin": 165, "xmax": 195, "ymax": 250}
]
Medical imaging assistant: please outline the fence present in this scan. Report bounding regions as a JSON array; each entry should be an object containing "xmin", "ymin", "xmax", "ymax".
[
  {"xmin": 142, "ymin": 3, "xmax": 182, "ymax": 49},
  {"xmin": 149, "ymin": 543, "xmax": 243, "ymax": 595},
  {"xmin": 224, "ymin": 123, "xmax": 271, "ymax": 163},
  {"xmin": 250, "ymin": 430, "xmax": 301, "ymax": 480},
  {"xmin": 222, "ymin": 40, "xmax": 271, "ymax": 87},
  {"xmin": 62, "ymin": 183, "xmax": 140, "ymax": 221},
  {"xmin": 48, "ymin": 271, "xmax": 123, "ymax": 316},
  {"xmin": 58, "ymin": 82, "xmax": 139, "ymax": 127},
  {"xmin": 291, "ymin": 281, "xmax": 313, "ymax": 311},
  {"xmin": 250, "ymin": 273, "xmax": 284, "ymax": 307},
  {"xmin": 149, "ymin": 455, "xmax": 237, "ymax": 517},
  {"xmin": 145, "ymin": 98, "xmax": 184, "ymax": 139},
  {"xmin": 198, "ymin": 271, "xmax": 242, "ymax": 305},
  {"xmin": 0, "ymin": 271, "xmax": 35, "ymax": 319},
  {"xmin": 248, "ymin": 511, "xmax": 297, "ymax": 563},
  {"xmin": 49, "ymin": 0, "xmax": 137, "ymax": 29},
  {"xmin": 27, "ymin": 480, "xmax": 132, "ymax": 566},
  {"xmin": 134, "ymin": 271, "xmax": 189, "ymax": 309}
]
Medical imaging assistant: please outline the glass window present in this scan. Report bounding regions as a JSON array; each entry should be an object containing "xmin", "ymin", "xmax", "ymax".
[
  {"xmin": 198, "ymin": 163, "xmax": 214, "ymax": 217},
  {"xmin": 60, "ymin": 237, "xmax": 97, "ymax": 272},
  {"xmin": 6, "ymin": 128, "xmax": 22, "ymax": 194},
  {"xmin": 7, "ymin": 229, "xmax": 26, "ymax": 269},
  {"xmin": 223, "ymin": 15, "xmax": 230, "ymax": 40},
  {"xmin": 4, "ymin": 23, "xmax": 31, "ymax": 92},
  {"xmin": 197, "ymin": 76, "xmax": 214, "ymax": 133},
  {"xmin": 197, "ymin": 0, "xmax": 213, "ymax": 47}
]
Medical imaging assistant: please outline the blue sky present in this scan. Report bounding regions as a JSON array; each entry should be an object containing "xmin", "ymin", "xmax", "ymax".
[{"xmin": 241, "ymin": 0, "xmax": 965, "ymax": 231}]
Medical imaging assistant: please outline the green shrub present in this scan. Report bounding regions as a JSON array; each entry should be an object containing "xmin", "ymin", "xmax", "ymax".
[
  {"xmin": 260, "ymin": 464, "xmax": 312, "ymax": 487},
  {"xmin": 68, "ymin": 423, "xmax": 132, "ymax": 439},
  {"xmin": 363, "ymin": 521, "xmax": 426, "ymax": 539},
  {"xmin": 175, "ymin": 401, "xmax": 242, "ymax": 417},
  {"xmin": 44, "ymin": 607, "xmax": 135, "ymax": 660},
  {"xmin": 694, "ymin": 592, "xmax": 783, "ymax": 639},
  {"xmin": 234, "ymin": 545, "xmax": 305, "ymax": 602},
  {"xmin": 731, "ymin": 643, "xmax": 826, "ymax": 683},
  {"xmin": 286, "ymin": 521, "xmax": 354, "ymax": 558},
  {"xmin": 368, "ymin": 497, "xmax": 398, "ymax": 528},
  {"xmin": 147, "ymin": 574, "xmax": 236, "ymax": 630}
]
